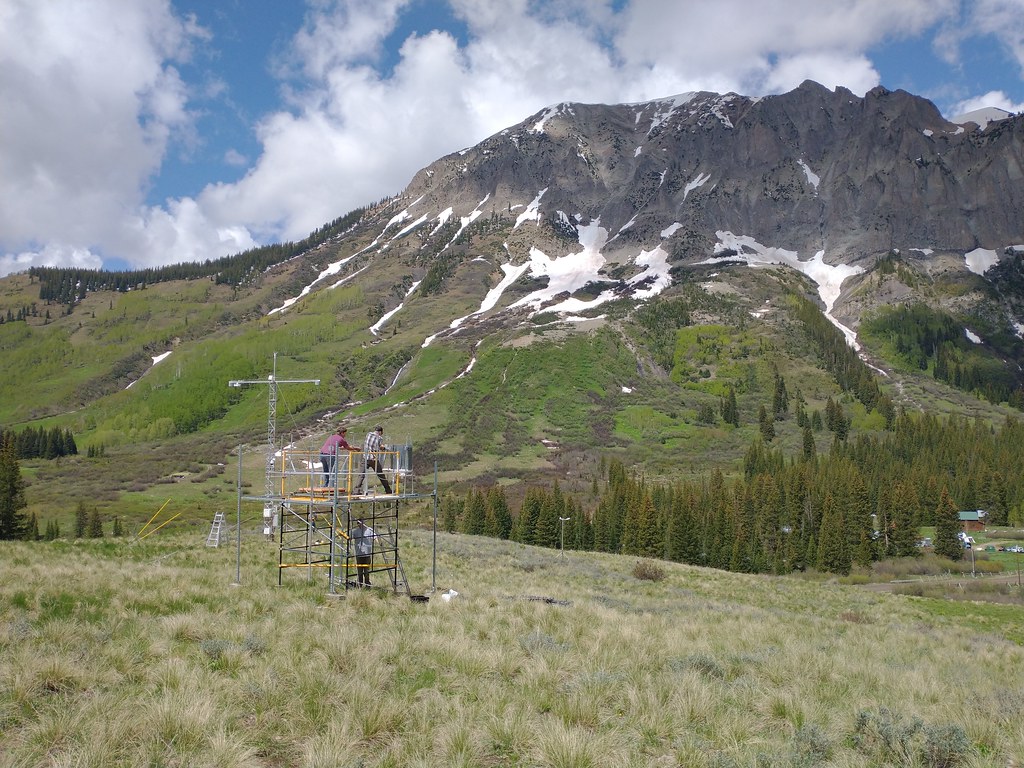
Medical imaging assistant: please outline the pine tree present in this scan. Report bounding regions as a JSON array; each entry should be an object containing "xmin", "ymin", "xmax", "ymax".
[
  {"xmin": 634, "ymin": 492, "xmax": 661, "ymax": 558},
  {"xmin": 758, "ymin": 405, "xmax": 775, "ymax": 441},
  {"xmin": 984, "ymin": 470, "xmax": 1009, "ymax": 526},
  {"xmin": 889, "ymin": 482, "xmax": 921, "ymax": 557},
  {"xmin": 112, "ymin": 517, "xmax": 123, "ymax": 537},
  {"xmin": 772, "ymin": 372, "xmax": 789, "ymax": 418},
  {"xmin": 802, "ymin": 425, "xmax": 816, "ymax": 461},
  {"xmin": 88, "ymin": 508, "xmax": 104, "ymax": 538},
  {"xmin": 570, "ymin": 498, "xmax": 592, "ymax": 550},
  {"xmin": 816, "ymin": 491, "xmax": 850, "ymax": 574},
  {"xmin": 0, "ymin": 436, "xmax": 28, "ymax": 540},
  {"xmin": 462, "ymin": 488, "xmax": 487, "ymax": 536},
  {"xmin": 441, "ymin": 495, "xmax": 463, "ymax": 534},
  {"xmin": 721, "ymin": 387, "xmax": 740, "ymax": 427},
  {"xmin": 74, "ymin": 501, "xmax": 89, "ymax": 539},
  {"xmin": 533, "ymin": 485, "xmax": 562, "ymax": 549},
  {"xmin": 933, "ymin": 486, "xmax": 963, "ymax": 561},
  {"xmin": 666, "ymin": 487, "xmax": 698, "ymax": 564},
  {"xmin": 514, "ymin": 488, "xmax": 543, "ymax": 544},
  {"xmin": 485, "ymin": 489, "xmax": 512, "ymax": 536}
]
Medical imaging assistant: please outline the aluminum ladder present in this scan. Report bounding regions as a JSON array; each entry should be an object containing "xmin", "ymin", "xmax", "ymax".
[{"xmin": 206, "ymin": 511, "xmax": 225, "ymax": 547}]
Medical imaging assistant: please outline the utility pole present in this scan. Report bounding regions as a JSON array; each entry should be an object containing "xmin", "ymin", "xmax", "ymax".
[{"xmin": 228, "ymin": 353, "xmax": 319, "ymax": 534}]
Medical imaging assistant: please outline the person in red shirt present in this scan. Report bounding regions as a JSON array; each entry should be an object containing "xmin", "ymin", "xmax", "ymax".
[{"xmin": 320, "ymin": 425, "xmax": 357, "ymax": 486}]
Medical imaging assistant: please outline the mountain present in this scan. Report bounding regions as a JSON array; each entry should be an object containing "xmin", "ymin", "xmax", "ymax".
[{"xmin": 2, "ymin": 80, "xmax": 1024, "ymax": 523}]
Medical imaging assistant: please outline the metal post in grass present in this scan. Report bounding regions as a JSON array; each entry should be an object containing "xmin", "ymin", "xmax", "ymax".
[
  {"xmin": 559, "ymin": 516, "xmax": 571, "ymax": 558},
  {"xmin": 430, "ymin": 461, "xmax": 438, "ymax": 593},
  {"xmin": 234, "ymin": 444, "xmax": 243, "ymax": 586}
]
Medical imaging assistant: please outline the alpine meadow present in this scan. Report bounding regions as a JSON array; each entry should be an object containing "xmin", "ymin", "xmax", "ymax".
[{"xmin": 3, "ymin": 81, "xmax": 1024, "ymax": 766}]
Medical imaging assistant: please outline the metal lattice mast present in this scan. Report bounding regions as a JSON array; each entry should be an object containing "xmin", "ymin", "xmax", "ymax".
[{"xmin": 228, "ymin": 353, "xmax": 319, "ymax": 531}]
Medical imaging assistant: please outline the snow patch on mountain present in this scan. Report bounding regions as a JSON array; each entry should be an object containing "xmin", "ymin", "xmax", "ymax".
[
  {"xmin": 965, "ymin": 328, "xmax": 982, "ymax": 344},
  {"xmin": 797, "ymin": 159, "xmax": 820, "ymax": 192},
  {"xmin": 268, "ymin": 252, "xmax": 360, "ymax": 315},
  {"xmin": 641, "ymin": 92, "xmax": 697, "ymax": 135},
  {"xmin": 510, "ymin": 220, "xmax": 612, "ymax": 314},
  {"xmin": 451, "ymin": 261, "xmax": 532, "ymax": 330},
  {"xmin": 514, "ymin": 189, "xmax": 547, "ymax": 229},
  {"xmin": 370, "ymin": 280, "xmax": 421, "ymax": 336},
  {"xmin": 701, "ymin": 231, "xmax": 864, "ymax": 347},
  {"xmin": 390, "ymin": 214, "xmax": 428, "ymax": 243},
  {"xmin": 629, "ymin": 247, "xmax": 672, "ymax": 299},
  {"xmin": 531, "ymin": 103, "xmax": 573, "ymax": 133},
  {"xmin": 709, "ymin": 95, "xmax": 735, "ymax": 128},
  {"xmin": 126, "ymin": 351, "xmax": 172, "ymax": 389},
  {"xmin": 683, "ymin": 172, "xmax": 711, "ymax": 200},
  {"xmin": 431, "ymin": 207, "xmax": 454, "ymax": 236},
  {"xmin": 964, "ymin": 247, "xmax": 999, "ymax": 275},
  {"xmin": 422, "ymin": 219, "xmax": 672, "ymax": 346},
  {"xmin": 445, "ymin": 194, "xmax": 490, "ymax": 248}
]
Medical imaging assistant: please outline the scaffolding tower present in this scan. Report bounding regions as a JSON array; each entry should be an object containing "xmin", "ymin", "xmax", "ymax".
[{"xmin": 237, "ymin": 438, "xmax": 435, "ymax": 596}]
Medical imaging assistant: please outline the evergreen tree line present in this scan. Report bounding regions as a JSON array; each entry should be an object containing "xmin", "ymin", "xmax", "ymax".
[
  {"xmin": 22, "ymin": 502, "xmax": 122, "ymax": 541},
  {"xmin": 791, "ymin": 295, "xmax": 891, "ymax": 416},
  {"xmin": 1, "ymin": 303, "xmax": 45, "ymax": 324},
  {"xmin": 29, "ymin": 206, "xmax": 368, "ymax": 306},
  {"xmin": 0, "ymin": 433, "xmax": 121, "ymax": 541},
  {"xmin": 862, "ymin": 302, "xmax": 1024, "ymax": 410},
  {"xmin": 450, "ymin": 413, "xmax": 1024, "ymax": 576},
  {"xmin": 442, "ymin": 483, "xmax": 592, "ymax": 551},
  {"xmin": 0, "ymin": 425, "xmax": 77, "ymax": 460}
]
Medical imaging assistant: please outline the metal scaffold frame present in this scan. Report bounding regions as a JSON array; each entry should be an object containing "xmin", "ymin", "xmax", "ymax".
[
  {"xmin": 237, "ymin": 440, "xmax": 436, "ymax": 596},
  {"xmin": 216, "ymin": 354, "xmax": 439, "ymax": 595}
]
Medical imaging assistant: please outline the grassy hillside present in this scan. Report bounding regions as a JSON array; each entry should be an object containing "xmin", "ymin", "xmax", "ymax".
[
  {"xmin": 2, "ymin": 222, "xmax": 1021, "ymax": 533},
  {"xmin": 2, "ymin": 530, "xmax": 1023, "ymax": 767}
]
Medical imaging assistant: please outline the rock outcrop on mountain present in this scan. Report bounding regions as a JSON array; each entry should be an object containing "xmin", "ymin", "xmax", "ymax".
[{"xmin": 401, "ymin": 79, "xmax": 1023, "ymax": 273}]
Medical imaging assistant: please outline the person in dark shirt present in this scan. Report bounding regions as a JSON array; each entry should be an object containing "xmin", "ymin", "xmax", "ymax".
[{"xmin": 350, "ymin": 518, "xmax": 375, "ymax": 587}]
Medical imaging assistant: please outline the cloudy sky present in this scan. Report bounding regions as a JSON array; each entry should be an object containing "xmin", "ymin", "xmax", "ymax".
[{"xmin": 2, "ymin": 0, "xmax": 1023, "ymax": 277}]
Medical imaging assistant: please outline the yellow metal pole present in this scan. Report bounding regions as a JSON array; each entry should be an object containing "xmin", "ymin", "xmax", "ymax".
[
  {"xmin": 137, "ymin": 509, "xmax": 183, "ymax": 540},
  {"xmin": 134, "ymin": 499, "xmax": 171, "ymax": 540}
]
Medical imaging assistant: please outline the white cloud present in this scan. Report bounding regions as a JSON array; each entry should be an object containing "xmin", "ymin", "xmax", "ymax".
[
  {"xmin": 965, "ymin": 0, "xmax": 1024, "ymax": 76},
  {"xmin": 0, "ymin": 0, "xmax": 204, "ymax": 270},
  {"xmin": 951, "ymin": 89, "xmax": 1024, "ymax": 115},
  {"xmin": 223, "ymin": 148, "xmax": 248, "ymax": 167},
  {"xmin": 616, "ymin": 0, "xmax": 954, "ymax": 96}
]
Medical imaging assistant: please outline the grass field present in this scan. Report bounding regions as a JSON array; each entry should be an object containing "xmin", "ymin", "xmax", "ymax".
[{"xmin": 3, "ymin": 526, "xmax": 1024, "ymax": 767}]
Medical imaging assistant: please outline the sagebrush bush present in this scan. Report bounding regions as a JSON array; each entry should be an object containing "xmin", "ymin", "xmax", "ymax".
[{"xmin": 632, "ymin": 560, "xmax": 665, "ymax": 581}]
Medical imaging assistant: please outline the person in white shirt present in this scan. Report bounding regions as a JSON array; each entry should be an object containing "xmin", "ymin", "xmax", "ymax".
[{"xmin": 361, "ymin": 425, "xmax": 392, "ymax": 494}]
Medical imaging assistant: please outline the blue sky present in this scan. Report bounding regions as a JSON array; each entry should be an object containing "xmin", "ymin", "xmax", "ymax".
[{"xmin": 2, "ymin": 0, "xmax": 1022, "ymax": 276}]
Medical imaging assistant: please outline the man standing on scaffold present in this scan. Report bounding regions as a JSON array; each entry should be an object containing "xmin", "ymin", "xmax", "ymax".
[{"xmin": 361, "ymin": 425, "xmax": 392, "ymax": 495}]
